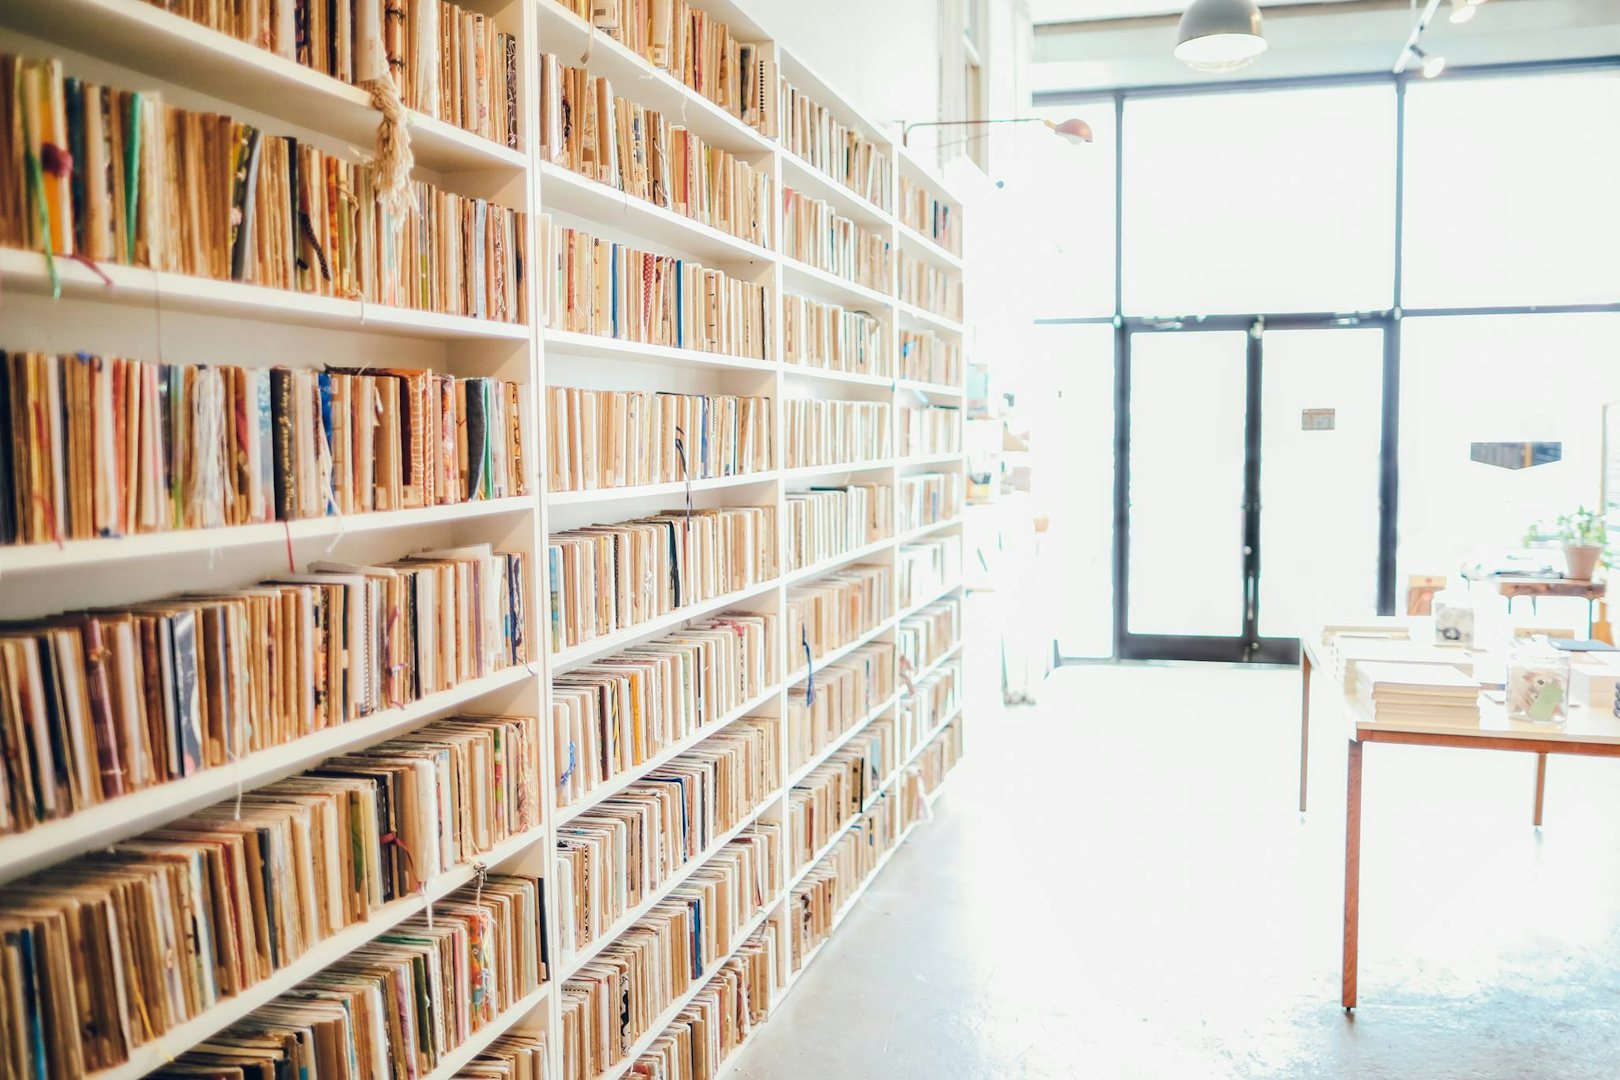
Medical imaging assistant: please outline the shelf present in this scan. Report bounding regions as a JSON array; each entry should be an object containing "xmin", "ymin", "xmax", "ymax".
[
  {"xmin": 557, "ymin": 798, "xmax": 775, "ymax": 981},
  {"xmin": 555, "ymin": 682, "xmax": 781, "ymax": 828},
  {"xmin": 530, "ymin": 0, "xmax": 776, "ymax": 158},
  {"xmin": 896, "ymin": 300, "xmax": 967, "ymax": 337},
  {"xmin": 897, "ymin": 223, "xmax": 964, "ymax": 272},
  {"xmin": 781, "ymin": 259, "xmax": 895, "ymax": 313},
  {"xmin": 599, "ymin": 901, "xmax": 779, "ymax": 1080},
  {"xmin": 2, "ymin": 0, "xmax": 527, "ymax": 177},
  {"xmin": 887, "ymin": 701, "xmax": 965, "ymax": 793},
  {"xmin": 547, "ymin": 471, "xmax": 778, "ymax": 508},
  {"xmin": 538, "ymin": 161, "xmax": 775, "ymax": 266},
  {"xmin": 785, "ymin": 615, "xmax": 898, "ymax": 689},
  {"xmin": 782, "ymin": 459, "xmax": 894, "ymax": 482},
  {"xmin": 87, "ymin": 822, "xmax": 544, "ymax": 1079},
  {"xmin": 782, "ymin": 365, "xmax": 896, "ymax": 390},
  {"xmin": 0, "ymin": 248, "xmax": 530, "ymax": 341},
  {"xmin": 778, "ymin": 149, "xmax": 893, "ymax": 231},
  {"xmin": 783, "ymin": 536, "xmax": 895, "ymax": 586},
  {"xmin": 0, "ymin": 497, "xmax": 536, "ymax": 574},
  {"xmin": 896, "ymin": 378, "xmax": 966, "ymax": 400},
  {"xmin": 784, "ymin": 692, "xmax": 900, "ymax": 792},
  {"xmin": 897, "ymin": 452, "xmax": 966, "ymax": 469},
  {"xmin": 0, "ymin": 665, "xmax": 535, "ymax": 886},
  {"xmin": 897, "ymin": 580, "xmax": 966, "ymax": 623},
  {"xmin": 549, "ymin": 578, "xmax": 782, "ymax": 673},
  {"xmin": 895, "ymin": 516, "xmax": 964, "ymax": 546},
  {"xmin": 785, "ymin": 764, "xmax": 901, "ymax": 896},
  {"xmin": 544, "ymin": 328, "xmax": 778, "ymax": 375},
  {"xmin": 896, "ymin": 141, "xmax": 970, "ymax": 209},
  {"xmin": 422, "ymin": 984, "xmax": 550, "ymax": 1080}
]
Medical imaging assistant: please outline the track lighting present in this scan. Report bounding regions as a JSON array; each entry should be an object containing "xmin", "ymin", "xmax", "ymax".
[{"xmin": 1411, "ymin": 45, "xmax": 1446, "ymax": 78}]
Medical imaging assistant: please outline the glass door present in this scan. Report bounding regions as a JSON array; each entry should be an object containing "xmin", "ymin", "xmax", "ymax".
[{"xmin": 1118, "ymin": 319, "xmax": 1391, "ymax": 662}]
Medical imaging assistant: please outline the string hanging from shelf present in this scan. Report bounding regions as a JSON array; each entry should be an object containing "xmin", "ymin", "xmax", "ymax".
[{"xmin": 359, "ymin": 0, "xmax": 415, "ymax": 216}]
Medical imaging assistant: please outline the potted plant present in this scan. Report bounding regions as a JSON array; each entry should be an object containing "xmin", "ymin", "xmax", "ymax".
[{"xmin": 1551, "ymin": 506, "xmax": 1606, "ymax": 581}]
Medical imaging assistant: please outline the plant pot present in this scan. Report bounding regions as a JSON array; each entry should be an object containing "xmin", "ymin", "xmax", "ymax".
[{"xmin": 1563, "ymin": 543, "xmax": 1602, "ymax": 582}]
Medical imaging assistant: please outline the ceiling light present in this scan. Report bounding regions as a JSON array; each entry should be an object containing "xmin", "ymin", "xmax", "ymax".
[
  {"xmin": 1449, "ymin": 0, "xmax": 1476, "ymax": 23},
  {"xmin": 1411, "ymin": 45, "xmax": 1446, "ymax": 78},
  {"xmin": 1175, "ymin": 0, "xmax": 1267, "ymax": 74}
]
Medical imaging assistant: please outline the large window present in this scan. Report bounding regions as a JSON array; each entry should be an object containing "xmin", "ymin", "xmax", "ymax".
[
  {"xmin": 1029, "ymin": 61, "xmax": 1620, "ymax": 659},
  {"xmin": 1122, "ymin": 85, "xmax": 1397, "ymax": 316}
]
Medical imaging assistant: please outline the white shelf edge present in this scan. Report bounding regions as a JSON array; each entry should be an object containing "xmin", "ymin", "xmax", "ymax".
[
  {"xmin": 0, "ymin": 248, "xmax": 531, "ymax": 341},
  {"xmin": 554, "ymin": 682, "xmax": 782, "ymax": 827},
  {"xmin": 785, "ymin": 614, "xmax": 898, "ymax": 690},
  {"xmin": 782, "ymin": 364, "xmax": 896, "ymax": 389},
  {"xmin": 0, "ymin": 496, "xmax": 536, "ymax": 574},
  {"xmin": 897, "ymin": 452, "xmax": 966, "ymax": 469},
  {"xmin": 777, "ymin": 148, "xmax": 894, "ymax": 228},
  {"xmin": 88, "ymin": 821, "xmax": 546, "ymax": 1079},
  {"xmin": 895, "ymin": 299, "xmax": 967, "ymax": 337},
  {"xmin": 549, "ymin": 578, "xmax": 782, "ymax": 673},
  {"xmin": 781, "ymin": 459, "xmax": 895, "ymax": 482},
  {"xmin": 783, "ymin": 536, "xmax": 895, "ymax": 586},
  {"xmin": 896, "ymin": 378, "xmax": 966, "ymax": 399},
  {"xmin": 543, "ymin": 328, "xmax": 778, "ymax": 374},
  {"xmin": 781, "ymin": 258, "xmax": 896, "ymax": 311},
  {"xmin": 896, "ymin": 222, "xmax": 964, "ymax": 271},
  {"xmin": 784, "ymin": 691, "xmax": 901, "ymax": 793},
  {"xmin": 547, "ymin": 471, "xmax": 777, "ymax": 508},
  {"xmin": 894, "ymin": 516, "xmax": 965, "ymax": 545},
  {"xmin": 0, "ymin": 665, "xmax": 536, "ymax": 885},
  {"xmin": 784, "ymin": 760, "xmax": 901, "ymax": 895},
  {"xmin": 897, "ymin": 580, "xmax": 967, "ymax": 624}
]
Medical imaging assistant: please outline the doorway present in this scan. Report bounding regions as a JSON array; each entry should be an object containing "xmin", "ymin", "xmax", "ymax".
[{"xmin": 1116, "ymin": 317, "xmax": 1393, "ymax": 663}]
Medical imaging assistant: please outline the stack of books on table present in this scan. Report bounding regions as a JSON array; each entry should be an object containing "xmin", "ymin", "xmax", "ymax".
[{"xmin": 1355, "ymin": 661, "xmax": 1481, "ymax": 727}]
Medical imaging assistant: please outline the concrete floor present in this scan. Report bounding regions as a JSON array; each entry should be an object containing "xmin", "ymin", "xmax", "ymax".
[{"xmin": 729, "ymin": 663, "xmax": 1620, "ymax": 1079}]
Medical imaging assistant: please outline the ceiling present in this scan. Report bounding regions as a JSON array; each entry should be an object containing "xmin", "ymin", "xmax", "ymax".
[{"xmin": 1030, "ymin": 0, "xmax": 1368, "ymax": 26}]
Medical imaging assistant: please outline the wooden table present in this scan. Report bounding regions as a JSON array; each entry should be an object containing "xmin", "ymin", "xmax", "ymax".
[{"xmin": 1330, "ymin": 668, "xmax": 1620, "ymax": 1010}]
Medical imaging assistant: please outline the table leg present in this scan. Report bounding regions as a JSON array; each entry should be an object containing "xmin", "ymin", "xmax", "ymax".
[
  {"xmin": 1300, "ymin": 649, "xmax": 1312, "ymax": 813},
  {"xmin": 1533, "ymin": 752, "xmax": 1548, "ymax": 827},
  {"xmin": 1343, "ymin": 738, "xmax": 1363, "ymax": 1011}
]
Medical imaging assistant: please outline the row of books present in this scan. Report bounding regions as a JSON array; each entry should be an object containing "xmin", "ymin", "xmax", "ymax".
[
  {"xmin": 899, "ymin": 598, "xmax": 962, "ymax": 677},
  {"xmin": 915, "ymin": 714, "xmax": 966, "ymax": 797},
  {"xmin": 544, "ymin": 387, "xmax": 773, "ymax": 493},
  {"xmin": 786, "ymin": 786, "xmax": 910, "ymax": 973},
  {"xmin": 900, "ymin": 176, "xmax": 960, "ymax": 255},
  {"xmin": 558, "ymin": 825, "xmax": 780, "ymax": 1080},
  {"xmin": 784, "ymin": 399, "xmax": 892, "ymax": 469},
  {"xmin": 0, "ymin": 719, "xmax": 541, "ymax": 1076},
  {"xmin": 540, "ymin": 220, "xmax": 773, "ymax": 358},
  {"xmin": 155, "ymin": 875, "xmax": 546, "ymax": 1079},
  {"xmin": 551, "ymin": 612, "xmax": 778, "ymax": 812},
  {"xmin": 628, "ymin": 928, "xmax": 777, "ymax": 1078},
  {"xmin": 779, "ymin": 78, "xmax": 892, "ymax": 211},
  {"xmin": 899, "ymin": 329, "xmax": 963, "ymax": 387},
  {"xmin": 784, "ymin": 483, "xmax": 893, "ymax": 572},
  {"xmin": 546, "ymin": 506, "xmax": 778, "ymax": 653},
  {"xmin": 149, "ymin": 0, "xmax": 522, "ymax": 149},
  {"xmin": 788, "ymin": 739, "xmax": 874, "ymax": 874},
  {"xmin": 787, "ymin": 564, "xmax": 892, "ymax": 669},
  {"xmin": 899, "ymin": 251, "xmax": 964, "ymax": 321},
  {"xmin": 546, "ymin": 0, "xmax": 778, "ymax": 136},
  {"xmin": 901, "ymin": 404, "xmax": 963, "ymax": 456},
  {"xmin": 783, "ymin": 294, "xmax": 888, "ymax": 377},
  {"xmin": 0, "ymin": 545, "xmax": 529, "ymax": 835},
  {"xmin": 900, "ymin": 536, "xmax": 963, "ymax": 609},
  {"xmin": 463, "ymin": 1035, "xmax": 552, "ymax": 1080},
  {"xmin": 904, "ymin": 662, "xmax": 962, "ymax": 758},
  {"xmin": 538, "ymin": 56, "xmax": 773, "ymax": 248},
  {"xmin": 787, "ymin": 642, "xmax": 896, "ymax": 777},
  {"xmin": 0, "ymin": 55, "xmax": 529, "ymax": 322},
  {"xmin": 0, "ymin": 350, "xmax": 529, "ymax": 545},
  {"xmin": 782, "ymin": 188, "xmax": 890, "ymax": 292},
  {"xmin": 899, "ymin": 472, "xmax": 964, "ymax": 533},
  {"xmin": 555, "ymin": 721, "xmax": 780, "ymax": 955}
]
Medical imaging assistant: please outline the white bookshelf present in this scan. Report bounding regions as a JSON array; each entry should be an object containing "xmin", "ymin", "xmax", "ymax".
[{"xmin": 0, "ymin": 0, "xmax": 970, "ymax": 1077}]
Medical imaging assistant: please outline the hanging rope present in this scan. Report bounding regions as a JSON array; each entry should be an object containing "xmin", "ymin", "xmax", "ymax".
[{"xmin": 365, "ymin": 73, "xmax": 416, "ymax": 218}]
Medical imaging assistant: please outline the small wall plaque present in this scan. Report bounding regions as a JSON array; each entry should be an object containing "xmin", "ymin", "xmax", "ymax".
[{"xmin": 1302, "ymin": 408, "xmax": 1336, "ymax": 431}]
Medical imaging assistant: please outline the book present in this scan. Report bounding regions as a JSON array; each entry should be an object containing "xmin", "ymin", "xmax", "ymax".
[
  {"xmin": 786, "ymin": 565, "xmax": 892, "ymax": 671},
  {"xmin": 783, "ymin": 295, "xmax": 888, "ymax": 376},
  {"xmin": 899, "ymin": 176, "xmax": 958, "ymax": 254},
  {"xmin": 631, "ymin": 928, "xmax": 777, "ymax": 1078},
  {"xmin": 784, "ymin": 485, "xmax": 893, "ymax": 572},
  {"xmin": 898, "ymin": 329, "xmax": 963, "ymax": 386},
  {"xmin": 898, "ymin": 472, "xmax": 964, "ymax": 532},
  {"xmin": 0, "ymin": 53, "xmax": 529, "ymax": 323},
  {"xmin": 898, "ymin": 537, "xmax": 962, "ymax": 608},
  {"xmin": 782, "ymin": 187, "xmax": 891, "ymax": 291},
  {"xmin": 779, "ymin": 78, "xmax": 891, "ymax": 210},
  {"xmin": 1354, "ymin": 661, "xmax": 1481, "ymax": 725},
  {"xmin": 547, "ymin": 506, "xmax": 777, "ymax": 653},
  {"xmin": 539, "ymin": 218, "xmax": 772, "ymax": 358},
  {"xmin": 783, "ymin": 399, "xmax": 891, "ymax": 469},
  {"xmin": 899, "ymin": 404, "xmax": 963, "ymax": 457},
  {"xmin": 898, "ymin": 598, "xmax": 962, "ymax": 677},
  {"xmin": 897, "ymin": 251, "xmax": 963, "ymax": 321},
  {"xmin": 786, "ymin": 642, "xmax": 895, "ymax": 775},
  {"xmin": 538, "ymin": 54, "xmax": 773, "ymax": 247},
  {"xmin": 545, "ymin": 387, "xmax": 772, "ymax": 492},
  {"xmin": 552, "ymin": 611, "xmax": 777, "ymax": 810}
]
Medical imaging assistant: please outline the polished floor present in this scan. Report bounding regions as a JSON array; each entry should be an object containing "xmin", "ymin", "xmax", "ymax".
[{"xmin": 730, "ymin": 663, "xmax": 1620, "ymax": 1079}]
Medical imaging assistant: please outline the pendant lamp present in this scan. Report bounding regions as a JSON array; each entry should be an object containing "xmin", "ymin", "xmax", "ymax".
[{"xmin": 1175, "ymin": 0, "xmax": 1267, "ymax": 73}]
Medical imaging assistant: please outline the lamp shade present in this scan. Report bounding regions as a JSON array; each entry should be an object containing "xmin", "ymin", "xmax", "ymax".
[{"xmin": 1175, "ymin": 0, "xmax": 1267, "ymax": 73}]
